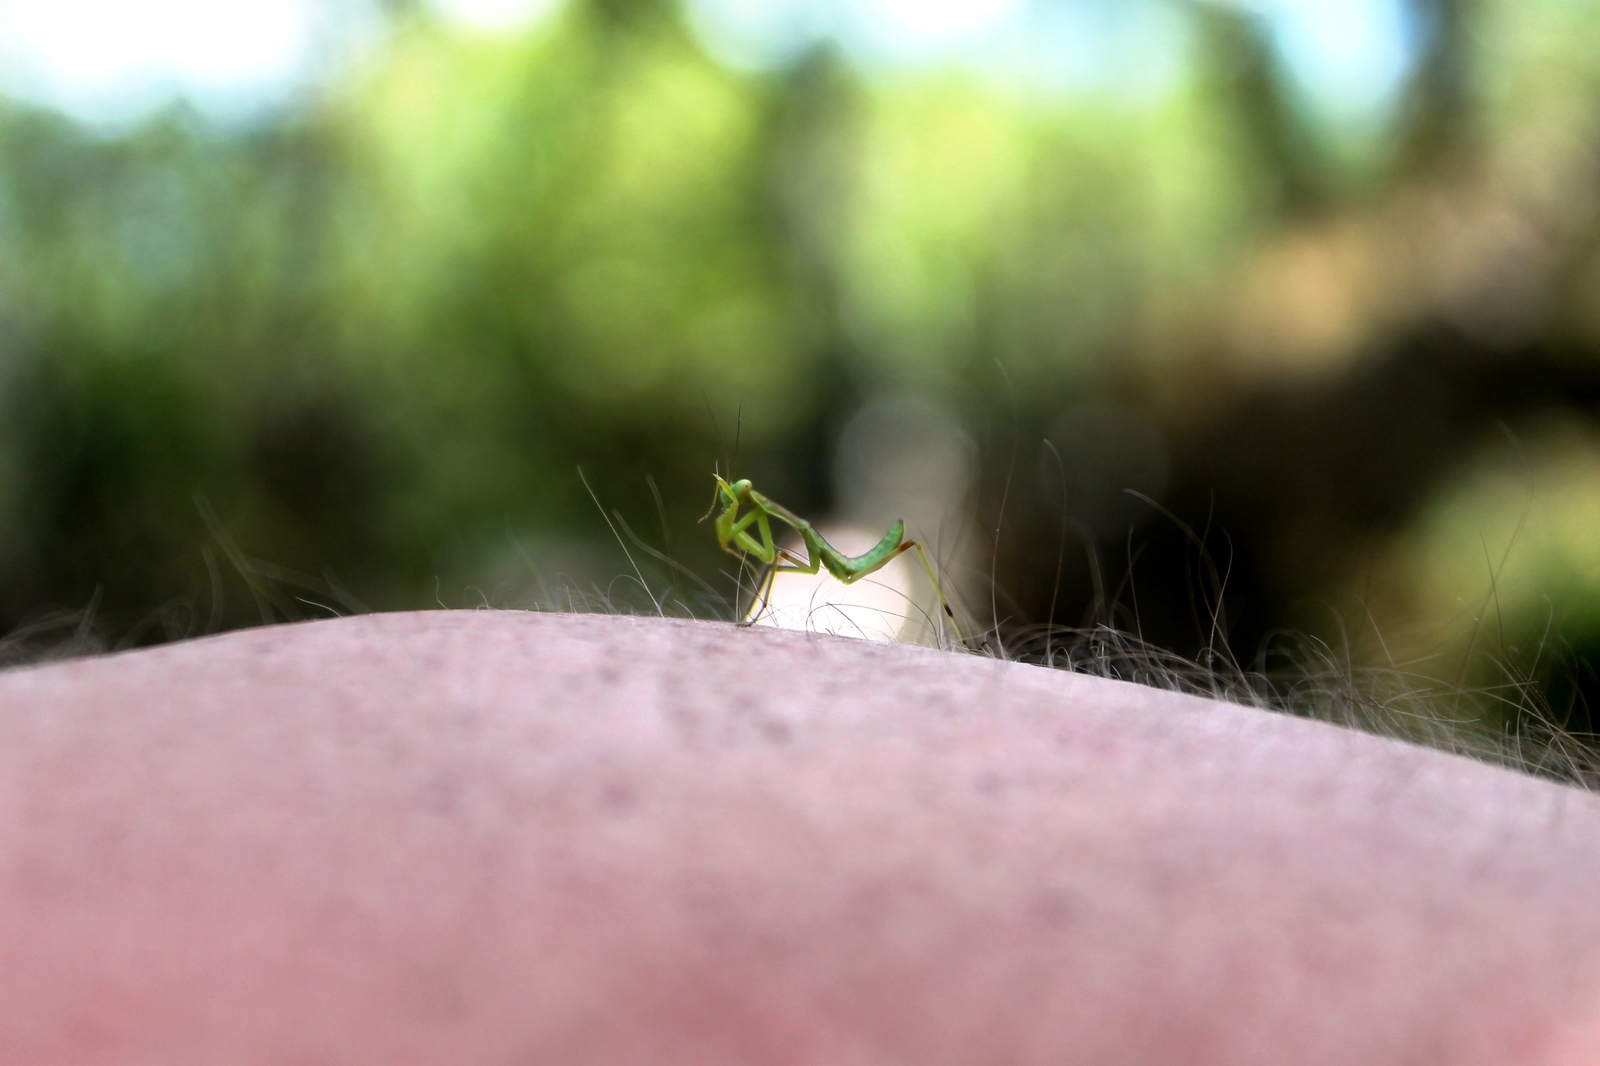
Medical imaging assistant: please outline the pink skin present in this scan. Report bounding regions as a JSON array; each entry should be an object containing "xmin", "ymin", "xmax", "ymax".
[{"xmin": 3, "ymin": 611, "xmax": 1600, "ymax": 1064}]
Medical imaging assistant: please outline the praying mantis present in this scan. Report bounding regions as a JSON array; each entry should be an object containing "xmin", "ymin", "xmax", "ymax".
[{"xmin": 703, "ymin": 474, "xmax": 968, "ymax": 648}]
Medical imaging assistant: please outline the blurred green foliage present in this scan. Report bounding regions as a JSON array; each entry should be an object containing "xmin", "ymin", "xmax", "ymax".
[{"xmin": 7, "ymin": 0, "xmax": 1600, "ymax": 738}]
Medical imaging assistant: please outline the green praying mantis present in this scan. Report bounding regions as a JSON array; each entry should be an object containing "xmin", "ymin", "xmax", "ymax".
[{"xmin": 702, "ymin": 474, "xmax": 968, "ymax": 648}]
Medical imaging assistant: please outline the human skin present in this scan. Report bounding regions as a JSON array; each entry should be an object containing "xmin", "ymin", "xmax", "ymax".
[{"xmin": 3, "ymin": 611, "xmax": 1600, "ymax": 1065}]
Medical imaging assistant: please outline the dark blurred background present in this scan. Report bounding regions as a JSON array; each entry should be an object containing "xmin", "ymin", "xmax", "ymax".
[{"xmin": 3, "ymin": 0, "xmax": 1600, "ymax": 733}]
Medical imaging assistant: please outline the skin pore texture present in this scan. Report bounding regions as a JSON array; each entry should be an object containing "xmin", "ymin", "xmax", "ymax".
[{"xmin": 4, "ymin": 610, "xmax": 1600, "ymax": 1065}]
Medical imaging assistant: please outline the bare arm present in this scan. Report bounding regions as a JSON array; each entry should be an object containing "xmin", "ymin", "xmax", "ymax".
[{"xmin": 3, "ymin": 611, "xmax": 1599, "ymax": 1065}]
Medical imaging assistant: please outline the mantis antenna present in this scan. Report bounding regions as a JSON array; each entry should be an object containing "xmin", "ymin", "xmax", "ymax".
[{"xmin": 702, "ymin": 474, "xmax": 968, "ymax": 649}]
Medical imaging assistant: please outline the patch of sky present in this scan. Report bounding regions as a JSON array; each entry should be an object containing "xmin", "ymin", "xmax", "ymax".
[
  {"xmin": 979, "ymin": 0, "xmax": 1187, "ymax": 102},
  {"xmin": 687, "ymin": 0, "xmax": 1422, "ymax": 123},
  {"xmin": 0, "ymin": 0, "xmax": 1423, "ymax": 133},
  {"xmin": 428, "ymin": 0, "xmax": 568, "ymax": 35},
  {"xmin": 0, "ymin": 0, "xmax": 379, "ymax": 132},
  {"xmin": 683, "ymin": 0, "xmax": 841, "ymax": 73},
  {"xmin": 1223, "ymin": 0, "xmax": 1423, "ymax": 131},
  {"xmin": 685, "ymin": 0, "xmax": 1185, "ymax": 100}
]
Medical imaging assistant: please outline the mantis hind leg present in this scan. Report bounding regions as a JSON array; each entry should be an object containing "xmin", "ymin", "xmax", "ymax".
[
  {"xmin": 772, "ymin": 546, "xmax": 821, "ymax": 575},
  {"xmin": 831, "ymin": 537, "xmax": 968, "ymax": 650},
  {"xmin": 898, "ymin": 540, "xmax": 969, "ymax": 650},
  {"xmin": 811, "ymin": 530, "xmax": 967, "ymax": 650}
]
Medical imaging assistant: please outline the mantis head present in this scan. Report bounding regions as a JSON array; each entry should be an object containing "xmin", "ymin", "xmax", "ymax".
[{"xmin": 700, "ymin": 475, "xmax": 753, "ymax": 522}]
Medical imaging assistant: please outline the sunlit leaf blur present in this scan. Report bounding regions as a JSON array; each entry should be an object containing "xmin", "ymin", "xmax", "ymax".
[{"xmin": 6, "ymin": 0, "xmax": 1600, "ymax": 739}]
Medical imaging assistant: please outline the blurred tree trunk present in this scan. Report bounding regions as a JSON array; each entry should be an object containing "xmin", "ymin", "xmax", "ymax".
[{"xmin": 1395, "ymin": 0, "xmax": 1476, "ymax": 176}]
